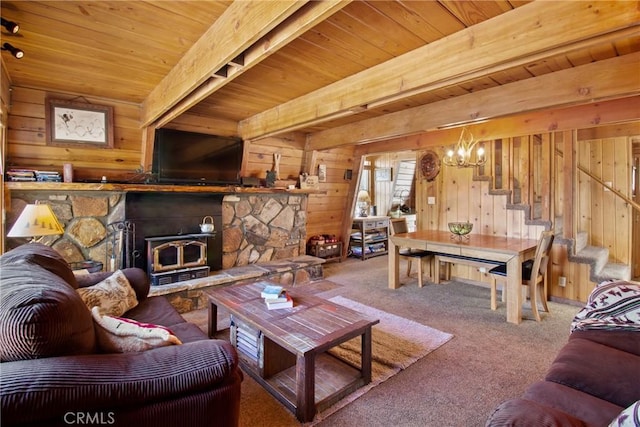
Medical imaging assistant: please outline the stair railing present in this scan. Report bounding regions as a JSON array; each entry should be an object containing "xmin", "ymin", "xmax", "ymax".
[
  {"xmin": 555, "ymin": 148, "xmax": 640, "ymax": 213},
  {"xmin": 577, "ymin": 163, "xmax": 640, "ymax": 213}
]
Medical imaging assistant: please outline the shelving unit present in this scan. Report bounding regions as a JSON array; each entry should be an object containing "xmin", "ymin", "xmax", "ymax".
[{"xmin": 349, "ymin": 216, "xmax": 389, "ymax": 260}]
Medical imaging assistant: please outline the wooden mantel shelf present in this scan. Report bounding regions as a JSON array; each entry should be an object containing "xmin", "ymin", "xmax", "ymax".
[{"xmin": 5, "ymin": 182, "xmax": 325, "ymax": 195}]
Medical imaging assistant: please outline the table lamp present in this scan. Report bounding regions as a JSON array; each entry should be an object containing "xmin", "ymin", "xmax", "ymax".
[
  {"xmin": 357, "ymin": 190, "xmax": 371, "ymax": 217},
  {"xmin": 7, "ymin": 203, "xmax": 64, "ymax": 242}
]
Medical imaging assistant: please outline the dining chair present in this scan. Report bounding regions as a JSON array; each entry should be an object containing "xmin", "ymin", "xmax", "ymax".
[
  {"xmin": 389, "ymin": 218, "xmax": 434, "ymax": 287},
  {"xmin": 488, "ymin": 230, "xmax": 555, "ymax": 321}
]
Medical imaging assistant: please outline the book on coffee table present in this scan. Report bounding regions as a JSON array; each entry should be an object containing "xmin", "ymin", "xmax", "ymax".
[
  {"xmin": 265, "ymin": 292, "xmax": 293, "ymax": 310},
  {"xmin": 261, "ymin": 284, "xmax": 284, "ymax": 299}
]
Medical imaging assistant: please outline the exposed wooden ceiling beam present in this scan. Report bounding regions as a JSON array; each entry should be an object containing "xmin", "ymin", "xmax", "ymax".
[
  {"xmin": 306, "ymin": 53, "xmax": 640, "ymax": 150},
  {"xmin": 152, "ymin": 0, "xmax": 351, "ymax": 129},
  {"xmin": 354, "ymin": 96, "xmax": 640, "ymax": 156},
  {"xmin": 239, "ymin": 1, "xmax": 640, "ymax": 140},
  {"xmin": 140, "ymin": 0, "xmax": 308, "ymax": 127}
]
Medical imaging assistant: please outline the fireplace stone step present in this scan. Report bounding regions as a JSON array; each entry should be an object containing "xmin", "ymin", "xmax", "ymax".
[{"xmin": 149, "ymin": 255, "xmax": 326, "ymax": 313}]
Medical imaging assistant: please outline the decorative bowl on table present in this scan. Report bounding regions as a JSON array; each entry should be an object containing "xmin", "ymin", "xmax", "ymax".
[{"xmin": 448, "ymin": 222, "xmax": 473, "ymax": 240}]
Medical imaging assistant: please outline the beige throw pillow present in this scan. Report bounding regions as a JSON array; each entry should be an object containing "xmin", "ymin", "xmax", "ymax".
[
  {"xmin": 91, "ymin": 307, "xmax": 182, "ymax": 353},
  {"xmin": 77, "ymin": 270, "xmax": 138, "ymax": 317}
]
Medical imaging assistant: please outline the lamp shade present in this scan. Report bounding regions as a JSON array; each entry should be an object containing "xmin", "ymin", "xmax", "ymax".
[
  {"xmin": 357, "ymin": 190, "xmax": 371, "ymax": 203},
  {"xmin": 7, "ymin": 204, "xmax": 64, "ymax": 238}
]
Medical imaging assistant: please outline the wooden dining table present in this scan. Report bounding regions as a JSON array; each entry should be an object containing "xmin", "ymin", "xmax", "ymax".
[{"xmin": 388, "ymin": 230, "xmax": 539, "ymax": 324}]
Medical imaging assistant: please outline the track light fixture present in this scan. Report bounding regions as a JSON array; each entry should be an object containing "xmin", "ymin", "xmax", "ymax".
[
  {"xmin": 2, "ymin": 43, "xmax": 24, "ymax": 59},
  {"xmin": 1, "ymin": 17, "xmax": 19, "ymax": 34}
]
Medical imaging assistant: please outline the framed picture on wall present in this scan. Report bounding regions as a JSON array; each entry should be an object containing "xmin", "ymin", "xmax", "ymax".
[
  {"xmin": 375, "ymin": 167, "xmax": 392, "ymax": 182},
  {"xmin": 45, "ymin": 98, "xmax": 114, "ymax": 148}
]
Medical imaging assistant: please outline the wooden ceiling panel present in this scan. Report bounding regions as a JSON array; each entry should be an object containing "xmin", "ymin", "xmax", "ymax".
[
  {"xmin": 440, "ymin": 0, "xmax": 515, "ymax": 26},
  {"xmin": 488, "ymin": 67, "xmax": 534, "ymax": 86},
  {"xmin": 301, "ymin": 20, "xmax": 394, "ymax": 68},
  {"xmin": 274, "ymin": 41, "xmax": 356, "ymax": 83},
  {"xmin": 189, "ymin": 0, "xmax": 524, "ymax": 128},
  {"xmin": 615, "ymin": 35, "xmax": 640, "ymax": 55},
  {"xmin": 458, "ymin": 76, "xmax": 500, "ymax": 95},
  {"xmin": 387, "ymin": 1, "xmax": 466, "ymax": 40},
  {"xmin": 336, "ymin": 2, "xmax": 426, "ymax": 55},
  {"xmin": 2, "ymin": 0, "xmax": 638, "ymax": 144},
  {"xmin": 525, "ymin": 56, "xmax": 575, "ymax": 78},
  {"xmin": 588, "ymin": 43, "xmax": 623, "ymax": 61},
  {"xmin": 10, "ymin": 2, "xmax": 220, "ymax": 59},
  {"xmin": 150, "ymin": 0, "xmax": 232, "ymax": 24},
  {"xmin": 2, "ymin": 1, "xmax": 226, "ymax": 101}
]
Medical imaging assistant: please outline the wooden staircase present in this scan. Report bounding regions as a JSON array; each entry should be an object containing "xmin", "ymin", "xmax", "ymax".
[
  {"xmin": 481, "ymin": 133, "xmax": 632, "ymax": 284},
  {"xmin": 570, "ymin": 229, "xmax": 631, "ymax": 283},
  {"xmin": 492, "ymin": 192, "xmax": 631, "ymax": 283}
]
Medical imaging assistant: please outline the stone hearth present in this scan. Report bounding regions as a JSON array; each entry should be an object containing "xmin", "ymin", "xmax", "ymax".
[
  {"xmin": 151, "ymin": 255, "xmax": 325, "ymax": 313},
  {"xmin": 7, "ymin": 190, "xmax": 309, "ymax": 275}
]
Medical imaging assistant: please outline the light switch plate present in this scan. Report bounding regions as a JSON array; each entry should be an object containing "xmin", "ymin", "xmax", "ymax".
[{"xmin": 427, "ymin": 197, "xmax": 436, "ymax": 205}]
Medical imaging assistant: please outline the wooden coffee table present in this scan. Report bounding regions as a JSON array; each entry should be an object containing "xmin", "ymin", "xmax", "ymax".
[{"xmin": 207, "ymin": 280, "xmax": 379, "ymax": 422}]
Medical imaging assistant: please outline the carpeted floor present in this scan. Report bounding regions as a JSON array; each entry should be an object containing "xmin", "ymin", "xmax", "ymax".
[
  {"xmin": 314, "ymin": 296, "xmax": 453, "ymax": 424},
  {"xmin": 184, "ymin": 255, "xmax": 582, "ymax": 427}
]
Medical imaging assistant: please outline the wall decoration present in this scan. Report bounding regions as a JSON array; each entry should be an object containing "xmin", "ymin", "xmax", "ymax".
[
  {"xmin": 318, "ymin": 164, "xmax": 327, "ymax": 182},
  {"xmin": 45, "ymin": 98, "xmax": 114, "ymax": 148},
  {"xmin": 299, "ymin": 174, "xmax": 320, "ymax": 190},
  {"xmin": 273, "ymin": 153, "xmax": 281, "ymax": 179},
  {"xmin": 375, "ymin": 167, "xmax": 392, "ymax": 182},
  {"xmin": 420, "ymin": 150, "xmax": 441, "ymax": 181}
]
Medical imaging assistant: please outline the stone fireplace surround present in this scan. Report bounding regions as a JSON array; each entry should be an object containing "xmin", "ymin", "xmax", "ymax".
[{"xmin": 6, "ymin": 188, "xmax": 309, "ymax": 276}]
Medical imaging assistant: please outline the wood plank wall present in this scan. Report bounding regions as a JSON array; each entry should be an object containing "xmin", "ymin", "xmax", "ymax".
[
  {"xmin": 576, "ymin": 136, "xmax": 632, "ymax": 265},
  {"xmin": 1, "ymin": 61, "xmax": 10, "ymax": 252},
  {"xmin": 3, "ymin": 84, "xmax": 357, "ymax": 248},
  {"xmin": 306, "ymin": 146, "xmax": 356, "ymax": 239},
  {"xmin": 417, "ymin": 155, "xmax": 545, "ymax": 285},
  {"xmin": 6, "ymin": 87, "xmax": 143, "ymax": 183},
  {"xmin": 412, "ymin": 130, "xmax": 635, "ymax": 301},
  {"xmin": 236, "ymin": 136, "xmax": 357, "ymax": 240}
]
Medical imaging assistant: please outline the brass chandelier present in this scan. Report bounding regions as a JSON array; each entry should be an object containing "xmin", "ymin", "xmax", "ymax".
[{"xmin": 442, "ymin": 127, "xmax": 487, "ymax": 168}]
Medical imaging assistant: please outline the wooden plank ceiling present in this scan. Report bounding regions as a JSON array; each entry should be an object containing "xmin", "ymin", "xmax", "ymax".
[{"xmin": 2, "ymin": 0, "xmax": 639, "ymax": 145}]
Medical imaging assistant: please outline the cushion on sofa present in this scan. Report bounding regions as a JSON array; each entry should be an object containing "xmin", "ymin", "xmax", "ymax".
[
  {"xmin": 523, "ymin": 381, "xmax": 624, "ymax": 426},
  {"xmin": 91, "ymin": 307, "xmax": 182, "ymax": 353},
  {"xmin": 546, "ymin": 337, "xmax": 640, "ymax": 408},
  {"xmin": 485, "ymin": 398, "xmax": 588, "ymax": 427},
  {"xmin": 77, "ymin": 270, "xmax": 139, "ymax": 316},
  {"xmin": 570, "ymin": 329, "xmax": 640, "ymax": 357},
  {"xmin": 571, "ymin": 280, "xmax": 640, "ymax": 332},
  {"xmin": 76, "ymin": 268, "xmax": 150, "ymax": 302},
  {"xmin": 0, "ymin": 242, "xmax": 78, "ymax": 288},
  {"xmin": 0, "ymin": 263, "xmax": 96, "ymax": 361}
]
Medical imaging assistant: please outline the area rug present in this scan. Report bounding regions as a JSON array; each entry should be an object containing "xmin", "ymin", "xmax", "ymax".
[{"xmin": 307, "ymin": 296, "xmax": 454, "ymax": 425}]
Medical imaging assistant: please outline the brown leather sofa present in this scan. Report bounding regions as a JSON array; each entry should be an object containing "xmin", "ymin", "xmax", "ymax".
[
  {"xmin": 0, "ymin": 243, "xmax": 242, "ymax": 427},
  {"xmin": 486, "ymin": 280, "xmax": 640, "ymax": 427}
]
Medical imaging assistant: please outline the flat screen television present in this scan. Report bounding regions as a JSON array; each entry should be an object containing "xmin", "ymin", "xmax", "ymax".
[{"xmin": 152, "ymin": 129, "xmax": 243, "ymax": 185}]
